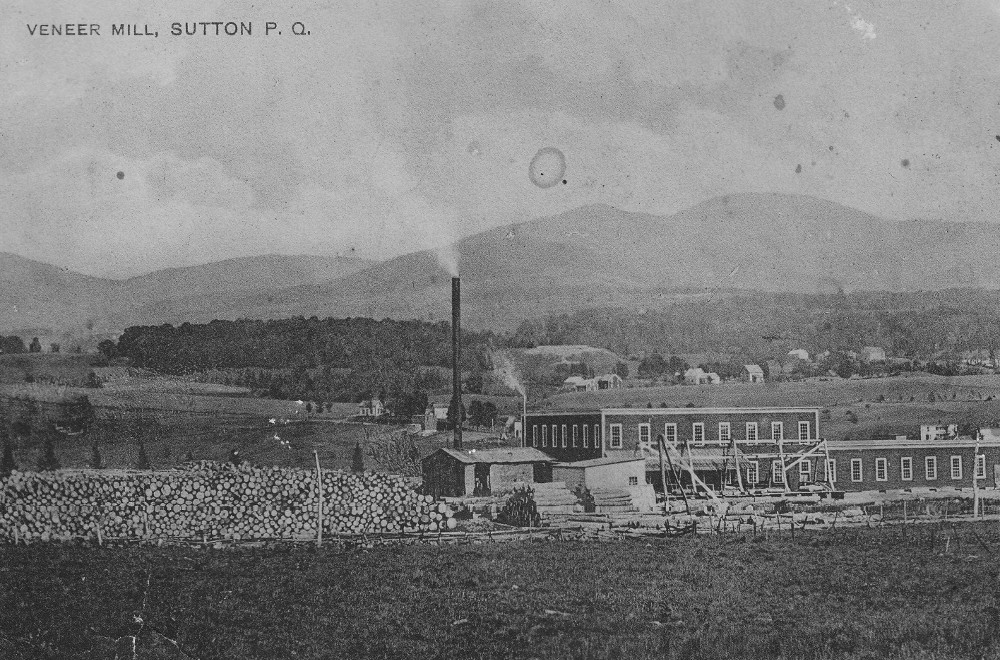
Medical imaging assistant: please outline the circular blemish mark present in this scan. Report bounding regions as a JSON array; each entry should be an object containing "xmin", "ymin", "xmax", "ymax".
[
  {"xmin": 466, "ymin": 141, "xmax": 482, "ymax": 157},
  {"xmin": 562, "ymin": 179, "xmax": 567, "ymax": 185},
  {"xmin": 529, "ymin": 147, "xmax": 566, "ymax": 189},
  {"xmin": 116, "ymin": 171, "xmax": 125, "ymax": 180},
  {"xmin": 828, "ymin": 145, "xmax": 835, "ymax": 151},
  {"xmin": 901, "ymin": 158, "xmax": 910, "ymax": 168},
  {"xmin": 773, "ymin": 94, "xmax": 785, "ymax": 110},
  {"xmin": 795, "ymin": 164, "xmax": 802, "ymax": 174}
]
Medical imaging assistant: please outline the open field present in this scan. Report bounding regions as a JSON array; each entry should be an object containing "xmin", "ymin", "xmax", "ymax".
[
  {"xmin": 0, "ymin": 353, "xmax": 101, "ymax": 386},
  {"xmin": 2, "ymin": 524, "xmax": 1000, "ymax": 659}
]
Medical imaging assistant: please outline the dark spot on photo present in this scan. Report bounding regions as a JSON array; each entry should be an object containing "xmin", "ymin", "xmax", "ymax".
[
  {"xmin": 116, "ymin": 171, "xmax": 125, "ymax": 180},
  {"xmin": 795, "ymin": 164, "xmax": 802, "ymax": 174},
  {"xmin": 901, "ymin": 158, "xmax": 910, "ymax": 168},
  {"xmin": 773, "ymin": 94, "xmax": 786, "ymax": 111}
]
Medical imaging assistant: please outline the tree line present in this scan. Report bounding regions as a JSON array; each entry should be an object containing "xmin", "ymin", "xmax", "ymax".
[{"xmin": 509, "ymin": 289, "xmax": 1000, "ymax": 360}]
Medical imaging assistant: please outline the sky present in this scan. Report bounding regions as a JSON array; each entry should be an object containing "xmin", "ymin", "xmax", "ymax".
[{"xmin": 3, "ymin": 0, "xmax": 1000, "ymax": 277}]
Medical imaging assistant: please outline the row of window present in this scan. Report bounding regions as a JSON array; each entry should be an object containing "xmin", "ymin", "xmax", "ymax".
[
  {"xmin": 530, "ymin": 420, "xmax": 815, "ymax": 451},
  {"xmin": 846, "ymin": 455, "xmax": 987, "ymax": 483},
  {"xmin": 530, "ymin": 424, "xmax": 602, "ymax": 449},
  {"xmin": 739, "ymin": 455, "xmax": 988, "ymax": 485},
  {"xmin": 635, "ymin": 420, "xmax": 813, "ymax": 447}
]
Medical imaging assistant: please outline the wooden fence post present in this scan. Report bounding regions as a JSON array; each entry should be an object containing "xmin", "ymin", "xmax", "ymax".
[{"xmin": 314, "ymin": 451, "xmax": 323, "ymax": 548}]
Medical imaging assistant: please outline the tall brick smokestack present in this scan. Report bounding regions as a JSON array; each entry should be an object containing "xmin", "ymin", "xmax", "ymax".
[{"xmin": 452, "ymin": 277, "xmax": 462, "ymax": 449}]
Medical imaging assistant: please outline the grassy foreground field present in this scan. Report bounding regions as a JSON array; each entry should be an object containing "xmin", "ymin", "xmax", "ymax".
[{"xmin": 2, "ymin": 524, "xmax": 1000, "ymax": 659}]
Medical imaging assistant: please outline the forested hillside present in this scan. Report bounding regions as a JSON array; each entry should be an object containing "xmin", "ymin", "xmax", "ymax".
[
  {"xmin": 511, "ymin": 290, "xmax": 1000, "ymax": 360},
  {"xmin": 109, "ymin": 318, "xmax": 501, "ymax": 407}
]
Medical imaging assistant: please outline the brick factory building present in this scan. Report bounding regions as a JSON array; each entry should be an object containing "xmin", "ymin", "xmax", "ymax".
[
  {"xmin": 826, "ymin": 430, "xmax": 1000, "ymax": 491},
  {"xmin": 520, "ymin": 407, "xmax": 1000, "ymax": 495}
]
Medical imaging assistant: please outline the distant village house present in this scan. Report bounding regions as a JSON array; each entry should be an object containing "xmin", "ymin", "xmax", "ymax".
[{"xmin": 743, "ymin": 364, "xmax": 765, "ymax": 383}]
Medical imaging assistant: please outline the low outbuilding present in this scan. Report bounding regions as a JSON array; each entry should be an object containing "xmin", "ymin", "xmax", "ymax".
[
  {"xmin": 421, "ymin": 447, "xmax": 555, "ymax": 497},
  {"xmin": 552, "ymin": 455, "xmax": 647, "ymax": 492}
]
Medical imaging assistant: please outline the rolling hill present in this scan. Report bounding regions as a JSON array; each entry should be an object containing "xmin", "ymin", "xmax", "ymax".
[
  {"xmin": 0, "ymin": 253, "xmax": 373, "ymax": 342},
  {"xmin": 220, "ymin": 193, "xmax": 1000, "ymax": 329},
  {"xmin": 6, "ymin": 192, "xmax": 1000, "ymax": 336}
]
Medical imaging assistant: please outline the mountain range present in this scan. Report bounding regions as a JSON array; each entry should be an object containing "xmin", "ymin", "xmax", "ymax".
[{"xmin": 4, "ymin": 192, "xmax": 1000, "ymax": 341}]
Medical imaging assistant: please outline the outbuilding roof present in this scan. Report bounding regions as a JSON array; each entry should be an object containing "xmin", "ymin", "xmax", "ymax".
[{"xmin": 425, "ymin": 447, "xmax": 555, "ymax": 465}]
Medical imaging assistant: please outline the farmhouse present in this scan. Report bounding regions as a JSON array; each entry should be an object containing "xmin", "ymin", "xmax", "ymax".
[
  {"xmin": 861, "ymin": 346, "xmax": 887, "ymax": 363},
  {"xmin": 788, "ymin": 348, "xmax": 810, "ymax": 361},
  {"xmin": 683, "ymin": 367, "xmax": 718, "ymax": 385},
  {"xmin": 357, "ymin": 397, "xmax": 386, "ymax": 418},
  {"xmin": 562, "ymin": 375, "xmax": 595, "ymax": 392},
  {"xmin": 744, "ymin": 364, "xmax": 765, "ymax": 383},
  {"xmin": 423, "ymin": 403, "xmax": 449, "ymax": 430},
  {"xmin": 421, "ymin": 447, "xmax": 554, "ymax": 497}
]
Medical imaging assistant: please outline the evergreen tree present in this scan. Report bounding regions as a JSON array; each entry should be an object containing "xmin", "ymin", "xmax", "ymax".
[
  {"xmin": 351, "ymin": 442, "xmax": 366, "ymax": 473},
  {"xmin": 134, "ymin": 439, "xmax": 151, "ymax": 470},
  {"xmin": 89, "ymin": 441, "xmax": 102, "ymax": 469},
  {"xmin": 1, "ymin": 427, "xmax": 16, "ymax": 476},
  {"xmin": 37, "ymin": 428, "xmax": 60, "ymax": 471}
]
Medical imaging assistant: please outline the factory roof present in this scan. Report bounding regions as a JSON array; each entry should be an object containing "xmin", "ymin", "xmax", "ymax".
[
  {"xmin": 830, "ymin": 434, "xmax": 1000, "ymax": 451},
  {"xmin": 554, "ymin": 455, "xmax": 646, "ymax": 469},
  {"xmin": 427, "ymin": 447, "xmax": 555, "ymax": 464}
]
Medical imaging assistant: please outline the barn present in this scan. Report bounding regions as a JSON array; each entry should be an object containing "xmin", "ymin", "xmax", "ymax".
[{"xmin": 421, "ymin": 447, "xmax": 554, "ymax": 497}]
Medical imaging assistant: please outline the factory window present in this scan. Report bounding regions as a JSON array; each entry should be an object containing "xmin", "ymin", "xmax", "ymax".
[
  {"xmin": 798, "ymin": 421, "xmax": 811, "ymax": 440},
  {"xmin": 850, "ymin": 459, "xmax": 863, "ymax": 483},
  {"xmin": 925, "ymin": 456, "xmax": 937, "ymax": 481},
  {"xmin": 638, "ymin": 423, "xmax": 651, "ymax": 448},
  {"xmin": 799, "ymin": 459, "xmax": 812, "ymax": 483},
  {"xmin": 571, "ymin": 425, "xmax": 579, "ymax": 448},
  {"xmin": 628, "ymin": 476, "xmax": 639, "ymax": 486},
  {"xmin": 718, "ymin": 422, "xmax": 731, "ymax": 444},
  {"xmin": 609, "ymin": 424, "xmax": 623, "ymax": 449},
  {"xmin": 594, "ymin": 425, "xmax": 601, "ymax": 448},
  {"xmin": 562, "ymin": 425, "xmax": 568, "ymax": 448},
  {"xmin": 950, "ymin": 456, "xmax": 962, "ymax": 480},
  {"xmin": 531, "ymin": 426, "xmax": 538, "ymax": 447},
  {"xmin": 541, "ymin": 426, "xmax": 548, "ymax": 447},
  {"xmin": 875, "ymin": 458, "xmax": 888, "ymax": 482},
  {"xmin": 976, "ymin": 454, "xmax": 987, "ymax": 479},
  {"xmin": 900, "ymin": 457, "xmax": 913, "ymax": 481},
  {"xmin": 826, "ymin": 458, "xmax": 837, "ymax": 483},
  {"xmin": 583, "ymin": 425, "xmax": 589, "ymax": 448},
  {"xmin": 772, "ymin": 461, "xmax": 785, "ymax": 484},
  {"xmin": 745, "ymin": 422, "xmax": 758, "ymax": 443},
  {"xmin": 746, "ymin": 461, "xmax": 759, "ymax": 484},
  {"xmin": 664, "ymin": 423, "xmax": 678, "ymax": 446},
  {"xmin": 552, "ymin": 425, "xmax": 558, "ymax": 448},
  {"xmin": 692, "ymin": 423, "xmax": 705, "ymax": 445},
  {"xmin": 771, "ymin": 422, "xmax": 784, "ymax": 441}
]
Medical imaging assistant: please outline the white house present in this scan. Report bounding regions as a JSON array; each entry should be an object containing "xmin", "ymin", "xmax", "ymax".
[
  {"xmin": 562, "ymin": 375, "xmax": 596, "ymax": 392},
  {"xmin": 357, "ymin": 397, "xmax": 387, "ymax": 418},
  {"xmin": 744, "ymin": 364, "xmax": 765, "ymax": 383},
  {"xmin": 594, "ymin": 374, "xmax": 624, "ymax": 390},
  {"xmin": 787, "ymin": 348, "xmax": 810, "ymax": 361},
  {"xmin": 683, "ymin": 368, "xmax": 719, "ymax": 385},
  {"xmin": 860, "ymin": 346, "xmax": 887, "ymax": 363}
]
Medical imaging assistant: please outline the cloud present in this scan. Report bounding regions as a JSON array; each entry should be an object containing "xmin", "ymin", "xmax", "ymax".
[{"xmin": 5, "ymin": 0, "xmax": 1000, "ymax": 278}]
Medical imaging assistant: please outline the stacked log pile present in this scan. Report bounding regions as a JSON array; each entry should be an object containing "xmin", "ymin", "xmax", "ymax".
[
  {"xmin": 589, "ymin": 488, "xmax": 637, "ymax": 514},
  {"xmin": 0, "ymin": 462, "xmax": 455, "ymax": 544},
  {"xmin": 528, "ymin": 482, "xmax": 580, "ymax": 514}
]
